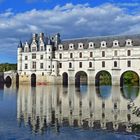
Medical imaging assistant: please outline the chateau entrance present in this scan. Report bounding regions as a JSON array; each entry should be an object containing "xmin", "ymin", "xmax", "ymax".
[
  {"xmin": 62, "ymin": 72, "xmax": 68, "ymax": 86},
  {"xmin": 31, "ymin": 73, "xmax": 36, "ymax": 87}
]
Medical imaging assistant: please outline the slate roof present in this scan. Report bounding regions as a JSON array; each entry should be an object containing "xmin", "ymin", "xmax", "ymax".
[{"xmin": 61, "ymin": 34, "xmax": 140, "ymax": 50}]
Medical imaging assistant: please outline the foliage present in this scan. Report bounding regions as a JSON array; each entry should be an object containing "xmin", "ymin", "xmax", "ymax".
[
  {"xmin": 0, "ymin": 63, "xmax": 17, "ymax": 72},
  {"xmin": 99, "ymin": 71, "xmax": 111, "ymax": 85},
  {"xmin": 123, "ymin": 71, "xmax": 139, "ymax": 86}
]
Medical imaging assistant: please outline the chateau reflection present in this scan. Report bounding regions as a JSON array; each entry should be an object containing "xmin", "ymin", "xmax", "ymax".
[{"xmin": 17, "ymin": 85, "xmax": 140, "ymax": 134}]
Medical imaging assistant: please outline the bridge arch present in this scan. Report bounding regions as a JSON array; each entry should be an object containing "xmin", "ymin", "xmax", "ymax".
[
  {"xmin": 62, "ymin": 72, "xmax": 68, "ymax": 86},
  {"xmin": 5, "ymin": 76, "xmax": 12, "ymax": 88},
  {"xmin": 120, "ymin": 70, "xmax": 139, "ymax": 86},
  {"xmin": 75, "ymin": 71, "xmax": 88, "ymax": 86},
  {"xmin": 95, "ymin": 70, "xmax": 112, "ymax": 86},
  {"xmin": 31, "ymin": 73, "xmax": 36, "ymax": 87}
]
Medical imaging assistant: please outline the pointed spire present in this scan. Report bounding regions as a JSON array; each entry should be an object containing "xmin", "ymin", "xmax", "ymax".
[
  {"xmin": 18, "ymin": 40, "xmax": 22, "ymax": 48},
  {"xmin": 47, "ymin": 36, "xmax": 52, "ymax": 45}
]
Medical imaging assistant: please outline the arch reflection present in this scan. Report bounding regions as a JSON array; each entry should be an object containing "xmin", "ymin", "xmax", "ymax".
[
  {"xmin": 96, "ymin": 86, "xmax": 112, "ymax": 100},
  {"xmin": 120, "ymin": 86, "xmax": 139, "ymax": 101}
]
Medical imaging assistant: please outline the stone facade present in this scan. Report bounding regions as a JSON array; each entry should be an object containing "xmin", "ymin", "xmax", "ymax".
[{"xmin": 17, "ymin": 33, "xmax": 140, "ymax": 85}]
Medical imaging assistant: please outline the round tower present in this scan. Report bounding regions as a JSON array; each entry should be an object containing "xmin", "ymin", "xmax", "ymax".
[{"xmin": 17, "ymin": 41, "xmax": 22, "ymax": 72}]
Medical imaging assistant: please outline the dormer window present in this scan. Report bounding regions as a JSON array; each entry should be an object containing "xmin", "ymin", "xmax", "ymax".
[
  {"xmin": 32, "ymin": 46, "xmax": 36, "ymax": 52},
  {"xmin": 24, "ymin": 47, "xmax": 28, "ymax": 52},
  {"xmin": 113, "ymin": 40, "xmax": 119, "ymax": 47},
  {"xmin": 126, "ymin": 39, "xmax": 132, "ymax": 46},
  {"xmin": 78, "ymin": 43, "xmax": 84, "ymax": 49},
  {"xmin": 69, "ymin": 43, "xmax": 74, "ymax": 50},
  {"xmin": 58, "ymin": 44, "xmax": 63, "ymax": 50},
  {"xmin": 101, "ymin": 41, "xmax": 107, "ymax": 48},
  {"xmin": 89, "ymin": 42, "xmax": 94, "ymax": 48},
  {"xmin": 24, "ymin": 42, "xmax": 29, "ymax": 52},
  {"xmin": 40, "ymin": 45, "xmax": 44, "ymax": 51}
]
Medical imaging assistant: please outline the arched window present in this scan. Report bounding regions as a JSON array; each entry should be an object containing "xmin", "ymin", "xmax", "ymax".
[
  {"xmin": 114, "ymin": 61, "xmax": 117, "ymax": 67},
  {"xmin": 102, "ymin": 51, "xmax": 105, "ymax": 57},
  {"xmin": 70, "ymin": 53, "xmax": 73, "ymax": 58},
  {"xmin": 127, "ymin": 61, "xmax": 131, "ymax": 67},
  {"xmin": 90, "ymin": 52, "xmax": 93, "ymax": 57},
  {"xmin": 79, "ymin": 62, "xmax": 82, "ymax": 68},
  {"xmin": 69, "ymin": 62, "xmax": 72, "ymax": 68},
  {"xmin": 89, "ymin": 62, "xmax": 92, "ymax": 68},
  {"xmin": 102, "ymin": 61, "xmax": 105, "ymax": 67},
  {"xmin": 79, "ymin": 52, "xmax": 82, "ymax": 58},
  {"xmin": 127, "ymin": 50, "xmax": 131, "ymax": 56}
]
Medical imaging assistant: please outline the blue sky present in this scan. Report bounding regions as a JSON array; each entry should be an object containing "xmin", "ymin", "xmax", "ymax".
[{"xmin": 0, "ymin": 0, "xmax": 140, "ymax": 63}]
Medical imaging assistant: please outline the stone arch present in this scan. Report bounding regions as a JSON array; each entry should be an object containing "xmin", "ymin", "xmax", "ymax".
[
  {"xmin": 75, "ymin": 71, "xmax": 88, "ymax": 86},
  {"xmin": 95, "ymin": 70, "xmax": 112, "ymax": 86},
  {"xmin": 62, "ymin": 72, "xmax": 68, "ymax": 86},
  {"xmin": 31, "ymin": 73, "xmax": 36, "ymax": 87},
  {"xmin": 5, "ymin": 76, "xmax": 12, "ymax": 88},
  {"xmin": 120, "ymin": 70, "xmax": 139, "ymax": 87}
]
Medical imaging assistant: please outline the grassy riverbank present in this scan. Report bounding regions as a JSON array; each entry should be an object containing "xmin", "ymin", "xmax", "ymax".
[{"xmin": 0, "ymin": 63, "xmax": 17, "ymax": 72}]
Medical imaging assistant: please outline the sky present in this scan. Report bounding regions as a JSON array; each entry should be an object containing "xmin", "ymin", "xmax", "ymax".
[{"xmin": 0, "ymin": 0, "xmax": 140, "ymax": 63}]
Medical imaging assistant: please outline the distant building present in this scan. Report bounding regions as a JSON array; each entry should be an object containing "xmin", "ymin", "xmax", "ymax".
[{"xmin": 17, "ymin": 33, "xmax": 140, "ymax": 85}]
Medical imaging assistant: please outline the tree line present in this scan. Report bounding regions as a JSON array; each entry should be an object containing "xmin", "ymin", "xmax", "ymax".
[{"xmin": 0, "ymin": 63, "xmax": 17, "ymax": 72}]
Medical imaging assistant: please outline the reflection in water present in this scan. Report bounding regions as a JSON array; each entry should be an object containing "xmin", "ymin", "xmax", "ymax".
[
  {"xmin": 121, "ymin": 86, "xmax": 139, "ymax": 101},
  {"xmin": 96, "ymin": 86, "xmax": 112, "ymax": 99},
  {"xmin": 17, "ymin": 85, "xmax": 140, "ymax": 135}
]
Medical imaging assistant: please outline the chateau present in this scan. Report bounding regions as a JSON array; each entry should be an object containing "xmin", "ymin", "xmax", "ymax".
[{"xmin": 17, "ymin": 33, "xmax": 140, "ymax": 86}]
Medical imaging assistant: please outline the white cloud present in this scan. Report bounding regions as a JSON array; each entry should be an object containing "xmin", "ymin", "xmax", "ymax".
[{"xmin": 0, "ymin": 3, "xmax": 140, "ymax": 62}]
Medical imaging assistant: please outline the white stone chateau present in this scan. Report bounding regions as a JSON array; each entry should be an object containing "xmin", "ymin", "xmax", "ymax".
[{"xmin": 17, "ymin": 33, "xmax": 140, "ymax": 86}]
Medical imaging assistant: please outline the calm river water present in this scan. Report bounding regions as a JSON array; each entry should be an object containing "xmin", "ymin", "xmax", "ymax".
[{"xmin": 0, "ymin": 84, "xmax": 140, "ymax": 140}]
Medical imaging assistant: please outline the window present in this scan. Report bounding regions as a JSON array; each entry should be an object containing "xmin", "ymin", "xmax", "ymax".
[
  {"xmin": 32, "ymin": 62, "xmax": 36, "ymax": 69},
  {"xmin": 25, "ymin": 64, "xmax": 28, "ymax": 69},
  {"xmin": 89, "ymin": 62, "xmax": 92, "ymax": 68},
  {"xmin": 127, "ymin": 61, "xmax": 131, "ymax": 67},
  {"xmin": 127, "ymin": 50, "xmax": 131, "ymax": 56},
  {"xmin": 79, "ymin": 62, "xmax": 82, "ymax": 68},
  {"xmin": 102, "ymin": 51, "xmax": 105, "ymax": 57},
  {"xmin": 25, "ymin": 56, "xmax": 28, "ymax": 60},
  {"xmin": 32, "ymin": 47, "xmax": 36, "ymax": 52},
  {"xmin": 59, "ymin": 53, "xmax": 62, "ymax": 59},
  {"xmin": 40, "ymin": 55, "xmax": 43, "ymax": 60},
  {"xmin": 70, "ymin": 53, "xmax": 73, "ymax": 58},
  {"xmin": 42, "ymin": 72, "xmax": 44, "ymax": 76},
  {"xmin": 40, "ymin": 46, "xmax": 44, "ymax": 51},
  {"xmin": 114, "ymin": 50, "xmax": 117, "ymax": 56},
  {"xmin": 69, "ymin": 62, "xmax": 72, "ymax": 68},
  {"xmin": 79, "ymin": 52, "xmax": 82, "ymax": 58},
  {"xmin": 114, "ymin": 61, "xmax": 117, "ymax": 67},
  {"xmin": 52, "ymin": 65, "xmax": 54, "ymax": 68},
  {"xmin": 59, "ymin": 63, "xmax": 62, "ymax": 68},
  {"xmin": 48, "ymin": 65, "xmax": 50, "ymax": 68},
  {"xmin": 25, "ymin": 47, "xmax": 28, "ymax": 52},
  {"xmin": 32, "ymin": 53, "xmax": 36, "ymax": 59},
  {"xmin": 102, "ymin": 61, "xmax": 105, "ymax": 67},
  {"xmin": 40, "ymin": 63, "xmax": 43, "ymax": 69},
  {"xmin": 90, "ymin": 52, "xmax": 93, "ymax": 57}
]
